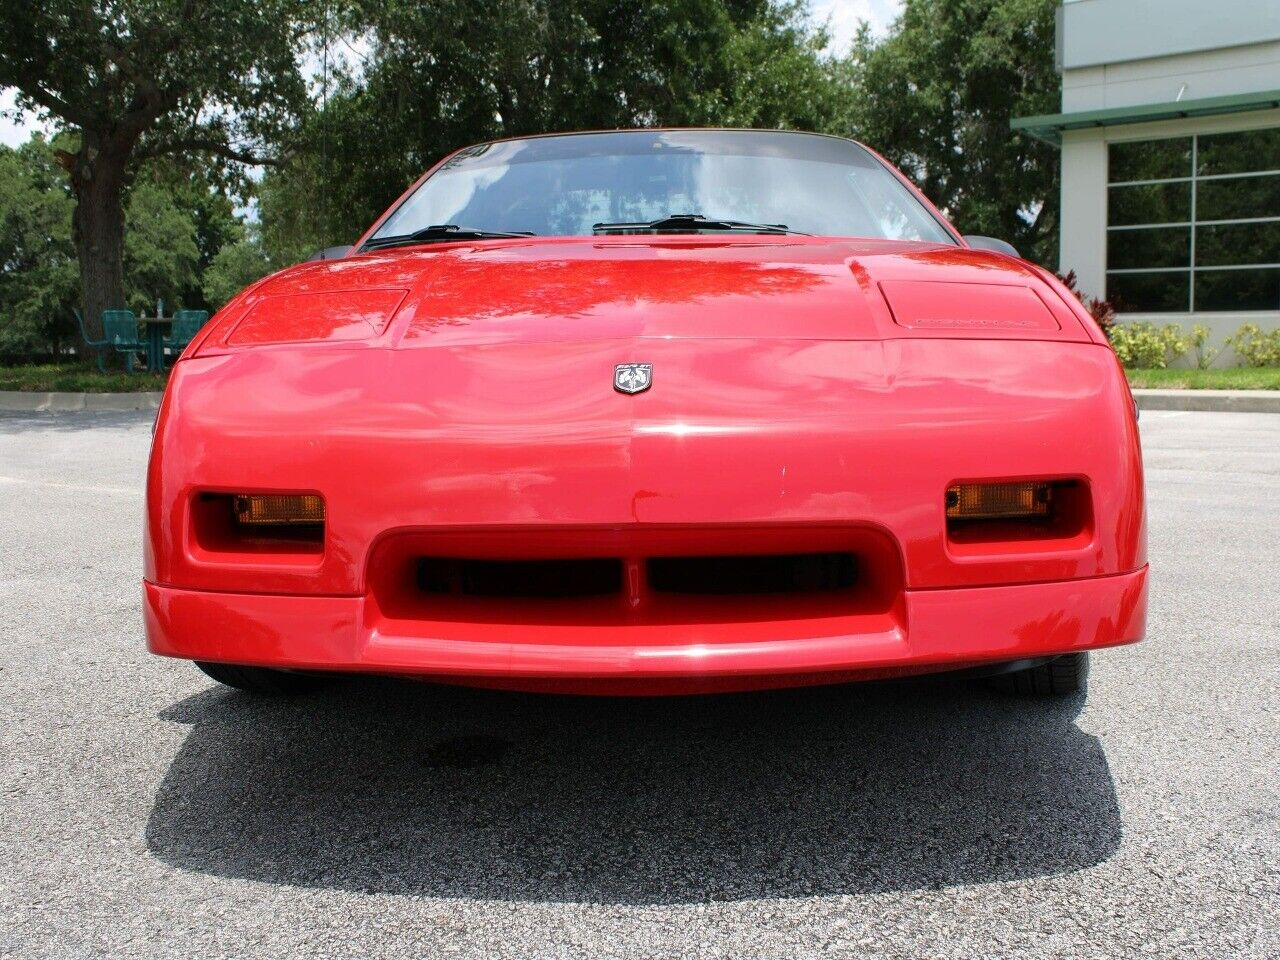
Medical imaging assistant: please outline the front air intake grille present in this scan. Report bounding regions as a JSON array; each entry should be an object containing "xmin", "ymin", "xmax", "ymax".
[
  {"xmin": 647, "ymin": 552, "xmax": 857, "ymax": 595},
  {"xmin": 371, "ymin": 530, "xmax": 901, "ymax": 631},
  {"xmin": 413, "ymin": 552, "xmax": 858, "ymax": 600},
  {"xmin": 417, "ymin": 557, "xmax": 623, "ymax": 598}
]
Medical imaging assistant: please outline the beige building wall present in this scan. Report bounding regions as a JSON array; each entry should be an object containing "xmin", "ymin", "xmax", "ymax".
[
  {"xmin": 1062, "ymin": 40, "xmax": 1280, "ymax": 113},
  {"xmin": 1054, "ymin": 34, "xmax": 1280, "ymax": 358}
]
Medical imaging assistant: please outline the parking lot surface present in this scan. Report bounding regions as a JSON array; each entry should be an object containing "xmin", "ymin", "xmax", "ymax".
[{"xmin": 1, "ymin": 409, "xmax": 1277, "ymax": 959}]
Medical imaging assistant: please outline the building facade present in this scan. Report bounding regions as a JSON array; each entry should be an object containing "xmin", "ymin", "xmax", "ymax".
[{"xmin": 1013, "ymin": 0, "xmax": 1280, "ymax": 349}]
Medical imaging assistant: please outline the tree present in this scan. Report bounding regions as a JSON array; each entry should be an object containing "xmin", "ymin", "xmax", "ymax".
[
  {"xmin": 669, "ymin": 1, "xmax": 846, "ymax": 130},
  {"xmin": 0, "ymin": 135, "xmax": 79, "ymax": 356},
  {"xmin": 0, "ymin": 0, "xmax": 312, "ymax": 345},
  {"xmin": 256, "ymin": 0, "xmax": 848, "ymax": 262},
  {"xmin": 2, "ymin": 133, "xmax": 248, "ymax": 356},
  {"xmin": 844, "ymin": 0, "xmax": 1061, "ymax": 265},
  {"xmin": 123, "ymin": 179, "xmax": 200, "ymax": 312},
  {"xmin": 136, "ymin": 156, "xmax": 248, "ymax": 308},
  {"xmin": 203, "ymin": 234, "xmax": 273, "ymax": 308}
]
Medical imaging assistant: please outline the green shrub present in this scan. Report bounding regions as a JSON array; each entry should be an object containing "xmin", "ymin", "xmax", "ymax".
[
  {"xmin": 1226, "ymin": 323, "xmax": 1280, "ymax": 367},
  {"xmin": 1108, "ymin": 322, "xmax": 1190, "ymax": 369},
  {"xmin": 1188, "ymin": 324, "xmax": 1219, "ymax": 369}
]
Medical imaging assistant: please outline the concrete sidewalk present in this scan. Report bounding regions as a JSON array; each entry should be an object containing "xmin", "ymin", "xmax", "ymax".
[{"xmin": 2, "ymin": 388, "xmax": 1279, "ymax": 414}]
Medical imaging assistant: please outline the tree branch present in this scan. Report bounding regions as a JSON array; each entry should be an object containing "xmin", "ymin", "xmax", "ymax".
[
  {"xmin": 11, "ymin": 81, "xmax": 99, "ymax": 131},
  {"xmin": 136, "ymin": 136, "xmax": 280, "ymax": 166}
]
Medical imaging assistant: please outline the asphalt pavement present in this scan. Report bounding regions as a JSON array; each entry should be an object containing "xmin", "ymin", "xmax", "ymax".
[{"xmin": 0, "ymin": 409, "xmax": 1276, "ymax": 959}]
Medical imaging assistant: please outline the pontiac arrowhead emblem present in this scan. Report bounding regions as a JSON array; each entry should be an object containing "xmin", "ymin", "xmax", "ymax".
[{"xmin": 614, "ymin": 363, "xmax": 652, "ymax": 394}]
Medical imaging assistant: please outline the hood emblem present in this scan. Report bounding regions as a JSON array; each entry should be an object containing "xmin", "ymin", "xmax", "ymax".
[{"xmin": 614, "ymin": 363, "xmax": 652, "ymax": 394}]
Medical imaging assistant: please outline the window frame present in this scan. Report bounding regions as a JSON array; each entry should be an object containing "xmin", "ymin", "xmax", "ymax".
[{"xmin": 1106, "ymin": 130, "xmax": 1280, "ymax": 312}]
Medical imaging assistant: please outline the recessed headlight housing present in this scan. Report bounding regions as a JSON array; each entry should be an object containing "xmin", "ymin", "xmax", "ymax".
[
  {"xmin": 233, "ymin": 494, "xmax": 326, "ymax": 527},
  {"xmin": 945, "ymin": 482, "xmax": 1052, "ymax": 521}
]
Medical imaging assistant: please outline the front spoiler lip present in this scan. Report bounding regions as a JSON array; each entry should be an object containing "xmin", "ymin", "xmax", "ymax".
[{"xmin": 144, "ymin": 566, "xmax": 1147, "ymax": 683}]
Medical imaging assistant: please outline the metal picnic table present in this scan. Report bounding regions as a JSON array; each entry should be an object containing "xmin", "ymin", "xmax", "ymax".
[{"xmin": 139, "ymin": 310, "xmax": 171, "ymax": 373}]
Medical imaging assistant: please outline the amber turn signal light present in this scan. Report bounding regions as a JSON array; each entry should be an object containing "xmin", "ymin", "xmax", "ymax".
[
  {"xmin": 233, "ymin": 494, "xmax": 325, "ymax": 526},
  {"xmin": 945, "ymin": 482, "xmax": 1052, "ymax": 520}
]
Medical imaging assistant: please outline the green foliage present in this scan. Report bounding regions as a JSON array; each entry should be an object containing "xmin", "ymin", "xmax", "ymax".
[
  {"xmin": 0, "ymin": 130, "xmax": 253, "ymax": 354},
  {"xmin": 119, "ymin": 166, "xmax": 254, "ymax": 313},
  {"xmin": 22, "ymin": 0, "xmax": 1276, "ymax": 373},
  {"xmin": 0, "ymin": 0, "xmax": 315, "ymax": 326},
  {"xmin": 204, "ymin": 237, "xmax": 273, "ymax": 308},
  {"xmin": 1188, "ymin": 324, "xmax": 1219, "ymax": 370},
  {"xmin": 0, "ymin": 0, "xmax": 312, "ymax": 171},
  {"xmin": 1109, "ymin": 321, "xmax": 1280, "ymax": 370},
  {"xmin": 677, "ymin": 2, "xmax": 847, "ymax": 130},
  {"xmin": 257, "ymin": 0, "xmax": 851, "ymax": 264},
  {"xmin": 258, "ymin": 158, "xmax": 336, "ymax": 268},
  {"xmin": 0, "ymin": 136, "xmax": 79, "ymax": 354},
  {"xmin": 844, "ymin": 0, "xmax": 1061, "ymax": 265},
  {"xmin": 124, "ymin": 180, "xmax": 201, "ymax": 313},
  {"xmin": 0, "ymin": 361, "xmax": 167, "ymax": 392},
  {"xmin": 141, "ymin": 157, "xmax": 249, "ymax": 303},
  {"xmin": 1125, "ymin": 367, "xmax": 1280, "ymax": 390},
  {"xmin": 1226, "ymin": 323, "xmax": 1280, "ymax": 368},
  {"xmin": 1108, "ymin": 322, "xmax": 1191, "ymax": 369}
]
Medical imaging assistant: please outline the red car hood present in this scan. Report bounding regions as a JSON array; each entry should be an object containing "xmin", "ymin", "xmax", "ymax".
[{"xmin": 197, "ymin": 237, "xmax": 1095, "ymax": 353}]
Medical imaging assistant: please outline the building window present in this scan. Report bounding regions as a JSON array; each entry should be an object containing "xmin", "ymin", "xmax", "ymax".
[{"xmin": 1106, "ymin": 128, "xmax": 1280, "ymax": 312}]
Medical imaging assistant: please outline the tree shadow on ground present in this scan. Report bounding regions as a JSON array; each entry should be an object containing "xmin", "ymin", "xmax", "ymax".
[{"xmin": 146, "ymin": 676, "xmax": 1120, "ymax": 904}]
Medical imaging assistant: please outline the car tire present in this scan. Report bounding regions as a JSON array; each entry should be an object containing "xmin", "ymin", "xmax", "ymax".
[
  {"xmin": 195, "ymin": 661, "xmax": 323, "ymax": 695},
  {"xmin": 988, "ymin": 652, "xmax": 1089, "ymax": 696}
]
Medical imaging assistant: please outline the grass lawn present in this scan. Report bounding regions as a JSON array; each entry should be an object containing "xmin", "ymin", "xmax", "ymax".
[
  {"xmin": 0, "ymin": 363, "xmax": 168, "ymax": 392},
  {"xmin": 1126, "ymin": 367, "xmax": 1280, "ymax": 390}
]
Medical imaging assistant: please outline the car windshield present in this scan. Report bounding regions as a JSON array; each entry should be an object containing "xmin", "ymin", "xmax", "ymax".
[{"xmin": 365, "ymin": 130, "xmax": 956, "ymax": 246}]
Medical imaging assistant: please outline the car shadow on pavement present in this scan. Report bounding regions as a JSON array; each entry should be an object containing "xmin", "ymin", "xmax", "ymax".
[{"xmin": 146, "ymin": 676, "xmax": 1121, "ymax": 904}]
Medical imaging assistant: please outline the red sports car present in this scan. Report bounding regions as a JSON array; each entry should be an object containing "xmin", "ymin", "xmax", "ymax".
[{"xmin": 144, "ymin": 129, "xmax": 1147, "ymax": 698}]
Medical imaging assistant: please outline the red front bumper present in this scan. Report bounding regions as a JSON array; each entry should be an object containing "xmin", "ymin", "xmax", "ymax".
[
  {"xmin": 145, "ymin": 565, "xmax": 1147, "ymax": 693},
  {"xmin": 146, "ymin": 337, "xmax": 1147, "ymax": 693}
]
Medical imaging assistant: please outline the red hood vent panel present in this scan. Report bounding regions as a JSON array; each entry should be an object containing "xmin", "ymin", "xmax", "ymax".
[
  {"xmin": 879, "ymin": 279, "xmax": 1079, "ymax": 340},
  {"xmin": 227, "ymin": 289, "xmax": 409, "ymax": 346}
]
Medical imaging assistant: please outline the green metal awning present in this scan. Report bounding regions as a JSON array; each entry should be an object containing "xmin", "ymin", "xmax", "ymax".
[{"xmin": 1011, "ymin": 89, "xmax": 1280, "ymax": 145}]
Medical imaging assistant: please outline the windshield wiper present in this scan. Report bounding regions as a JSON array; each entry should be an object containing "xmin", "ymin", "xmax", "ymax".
[
  {"xmin": 592, "ymin": 214, "xmax": 803, "ymax": 236},
  {"xmin": 362, "ymin": 224, "xmax": 535, "ymax": 251}
]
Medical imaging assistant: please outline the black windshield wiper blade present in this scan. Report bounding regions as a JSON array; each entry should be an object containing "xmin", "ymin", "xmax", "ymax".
[
  {"xmin": 592, "ymin": 214, "xmax": 803, "ymax": 235},
  {"xmin": 362, "ymin": 224, "xmax": 535, "ymax": 251}
]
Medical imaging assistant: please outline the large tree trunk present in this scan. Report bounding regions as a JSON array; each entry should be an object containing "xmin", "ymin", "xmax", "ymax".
[{"xmin": 65, "ymin": 141, "xmax": 129, "ymax": 350}]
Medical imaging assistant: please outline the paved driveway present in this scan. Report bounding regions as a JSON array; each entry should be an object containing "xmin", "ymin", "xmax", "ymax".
[{"xmin": 1, "ymin": 409, "xmax": 1276, "ymax": 959}]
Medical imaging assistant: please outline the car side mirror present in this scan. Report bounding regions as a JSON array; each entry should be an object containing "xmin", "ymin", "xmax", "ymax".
[
  {"xmin": 963, "ymin": 235, "xmax": 1020, "ymax": 258},
  {"xmin": 306, "ymin": 245, "xmax": 353, "ymax": 262}
]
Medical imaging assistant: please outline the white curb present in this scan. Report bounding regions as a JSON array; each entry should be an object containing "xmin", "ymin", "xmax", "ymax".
[
  {"xmin": 1132, "ymin": 388, "xmax": 1280, "ymax": 413},
  {"xmin": 0, "ymin": 391, "xmax": 164, "ymax": 412}
]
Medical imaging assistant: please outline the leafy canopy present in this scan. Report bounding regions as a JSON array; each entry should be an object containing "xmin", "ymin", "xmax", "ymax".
[
  {"xmin": 0, "ymin": 0, "xmax": 315, "ymax": 343},
  {"xmin": 0, "ymin": 0, "xmax": 312, "ymax": 168},
  {"xmin": 846, "ymin": 0, "xmax": 1061, "ymax": 263},
  {"xmin": 260, "ymin": 0, "xmax": 851, "ymax": 257},
  {"xmin": 123, "ymin": 180, "xmax": 200, "ymax": 313},
  {"xmin": 203, "ymin": 235, "xmax": 273, "ymax": 308},
  {"xmin": 0, "ymin": 0, "xmax": 1075, "ymax": 355},
  {"xmin": 0, "ymin": 134, "xmax": 255, "ymax": 351},
  {"xmin": 0, "ymin": 136, "xmax": 79, "ymax": 354}
]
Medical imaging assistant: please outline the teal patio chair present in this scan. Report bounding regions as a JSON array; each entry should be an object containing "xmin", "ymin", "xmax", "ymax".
[
  {"xmin": 74, "ymin": 308, "xmax": 145, "ymax": 371},
  {"xmin": 162, "ymin": 309, "xmax": 210, "ymax": 368}
]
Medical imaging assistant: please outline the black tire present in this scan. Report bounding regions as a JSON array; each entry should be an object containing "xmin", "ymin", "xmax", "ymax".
[
  {"xmin": 195, "ymin": 660, "xmax": 323, "ymax": 695},
  {"xmin": 988, "ymin": 652, "xmax": 1089, "ymax": 696}
]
